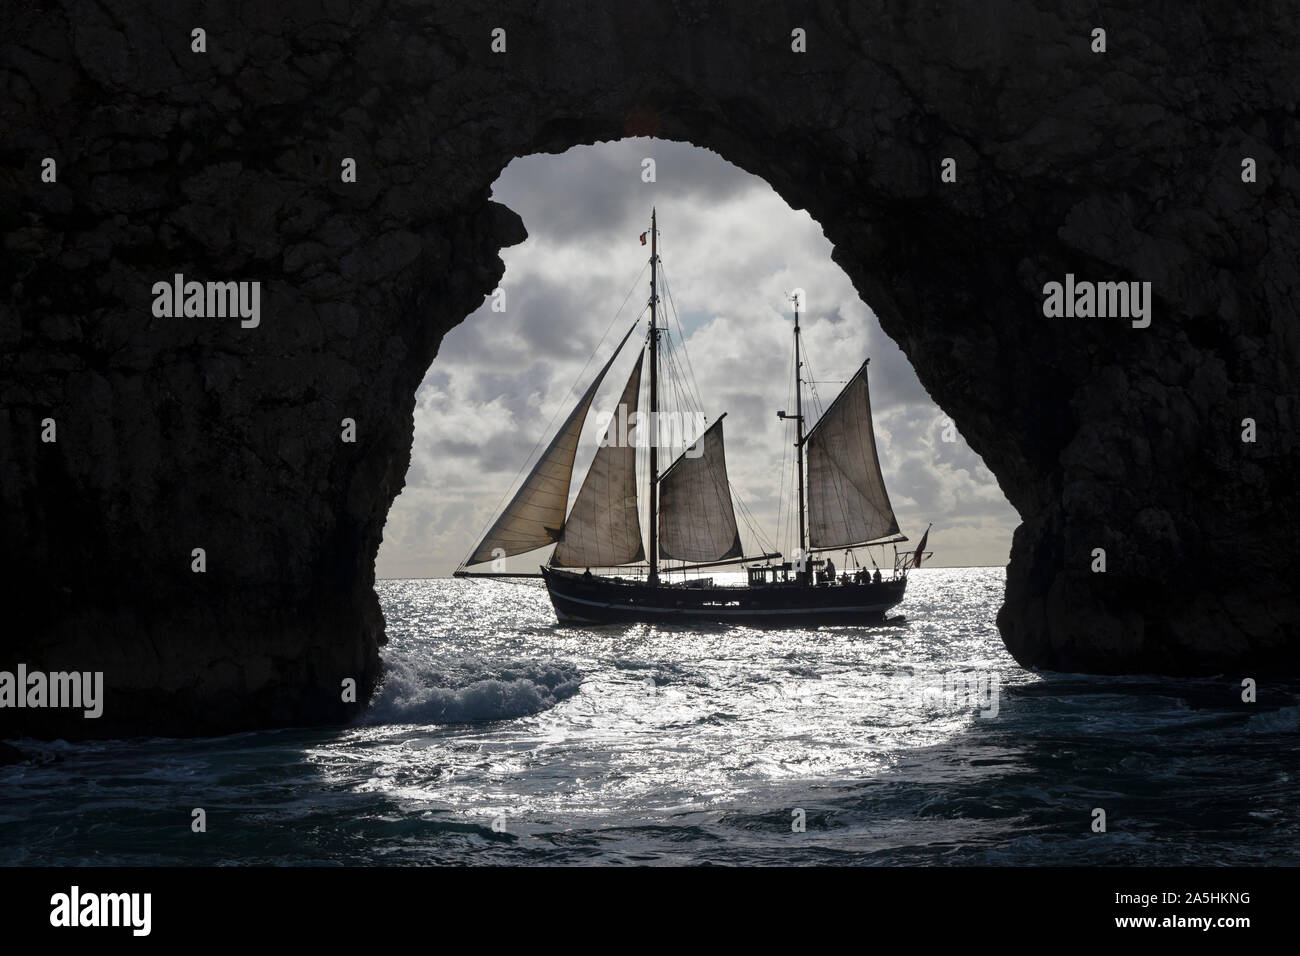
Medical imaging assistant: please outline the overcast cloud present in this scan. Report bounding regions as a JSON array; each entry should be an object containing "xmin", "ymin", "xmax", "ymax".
[{"xmin": 375, "ymin": 139, "xmax": 1020, "ymax": 578}]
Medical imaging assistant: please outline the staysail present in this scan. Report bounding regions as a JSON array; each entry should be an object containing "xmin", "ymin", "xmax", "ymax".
[
  {"xmin": 657, "ymin": 416, "xmax": 743, "ymax": 562},
  {"xmin": 551, "ymin": 353, "xmax": 646, "ymax": 567},
  {"xmin": 804, "ymin": 360, "xmax": 901, "ymax": 549},
  {"xmin": 465, "ymin": 322, "xmax": 638, "ymax": 565}
]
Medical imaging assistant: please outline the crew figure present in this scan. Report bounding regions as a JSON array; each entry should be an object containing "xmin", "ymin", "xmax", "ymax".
[
  {"xmin": 824, "ymin": 558, "xmax": 836, "ymax": 583},
  {"xmin": 873, "ymin": 568, "xmax": 882, "ymax": 584}
]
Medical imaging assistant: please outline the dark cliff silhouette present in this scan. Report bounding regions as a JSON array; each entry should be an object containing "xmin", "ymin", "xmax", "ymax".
[{"xmin": 2, "ymin": 1, "xmax": 1297, "ymax": 738}]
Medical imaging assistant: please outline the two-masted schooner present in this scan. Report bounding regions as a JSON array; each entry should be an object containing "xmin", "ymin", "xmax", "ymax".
[{"xmin": 455, "ymin": 210, "xmax": 929, "ymax": 624}]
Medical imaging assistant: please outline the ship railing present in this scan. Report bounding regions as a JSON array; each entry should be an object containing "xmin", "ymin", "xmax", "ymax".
[{"xmin": 891, "ymin": 549, "xmax": 933, "ymax": 578}]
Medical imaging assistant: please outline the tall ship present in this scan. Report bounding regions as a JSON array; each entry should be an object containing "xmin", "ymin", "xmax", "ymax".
[{"xmin": 455, "ymin": 210, "xmax": 930, "ymax": 624}]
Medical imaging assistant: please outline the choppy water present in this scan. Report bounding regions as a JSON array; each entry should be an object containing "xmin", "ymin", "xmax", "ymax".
[{"xmin": 3, "ymin": 567, "xmax": 1297, "ymax": 865}]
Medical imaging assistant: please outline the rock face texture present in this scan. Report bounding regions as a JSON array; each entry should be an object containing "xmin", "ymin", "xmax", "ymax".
[{"xmin": 2, "ymin": 1, "xmax": 1297, "ymax": 737}]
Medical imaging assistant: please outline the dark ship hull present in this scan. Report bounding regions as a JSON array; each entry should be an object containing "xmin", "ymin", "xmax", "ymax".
[{"xmin": 541, "ymin": 566, "xmax": 906, "ymax": 625}]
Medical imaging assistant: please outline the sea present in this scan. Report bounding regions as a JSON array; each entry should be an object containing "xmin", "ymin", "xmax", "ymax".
[{"xmin": 2, "ymin": 567, "xmax": 1297, "ymax": 866}]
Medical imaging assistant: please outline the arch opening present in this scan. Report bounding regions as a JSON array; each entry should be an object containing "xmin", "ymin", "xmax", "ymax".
[{"xmin": 376, "ymin": 138, "xmax": 1019, "ymax": 583}]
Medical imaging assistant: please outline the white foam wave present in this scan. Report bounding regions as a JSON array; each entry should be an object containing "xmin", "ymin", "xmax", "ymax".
[{"xmin": 363, "ymin": 656, "xmax": 582, "ymax": 725}]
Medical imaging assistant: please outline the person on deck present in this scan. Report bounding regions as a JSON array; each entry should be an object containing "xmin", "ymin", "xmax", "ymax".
[
  {"xmin": 873, "ymin": 569, "xmax": 882, "ymax": 584},
  {"xmin": 824, "ymin": 558, "xmax": 836, "ymax": 583}
]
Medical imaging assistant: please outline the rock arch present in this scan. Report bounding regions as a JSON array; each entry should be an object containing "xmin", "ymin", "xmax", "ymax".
[{"xmin": 2, "ymin": 1, "xmax": 1296, "ymax": 737}]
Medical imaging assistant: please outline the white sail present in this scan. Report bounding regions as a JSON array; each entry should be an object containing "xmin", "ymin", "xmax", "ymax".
[
  {"xmin": 466, "ymin": 323, "xmax": 638, "ymax": 565},
  {"xmin": 805, "ymin": 360, "xmax": 901, "ymax": 549},
  {"xmin": 551, "ymin": 354, "xmax": 646, "ymax": 567},
  {"xmin": 657, "ymin": 417, "xmax": 743, "ymax": 562}
]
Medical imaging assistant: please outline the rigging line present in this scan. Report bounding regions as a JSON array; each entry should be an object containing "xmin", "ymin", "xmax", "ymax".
[
  {"xmin": 802, "ymin": 343, "xmax": 828, "ymax": 422},
  {"xmin": 776, "ymin": 328, "xmax": 793, "ymax": 556},
  {"xmin": 635, "ymin": 350, "xmax": 650, "ymax": 562},
  {"xmin": 673, "ymin": 320, "xmax": 705, "ymax": 422},
  {"xmin": 668, "ymin": 331, "xmax": 700, "ymax": 421},
  {"xmin": 660, "ymin": 331, "xmax": 684, "ymax": 456},
  {"xmin": 669, "ymin": 331, "xmax": 704, "ymax": 423},
  {"xmin": 460, "ymin": 264, "xmax": 650, "ymax": 567},
  {"xmin": 798, "ymin": 341, "xmax": 846, "ymax": 544},
  {"xmin": 733, "ymin": 483, "xmax": 776, "ymax": 556},
  {"xmin": 662, "ymin": 331, "xmax": 702, "ymax": 445},
  {"xmin": 659, "ymin": 328, "xmax": 680, "ymax": 419},
  {"xmin": 753, "ymin": 485, "xmax": 776, "ymax": 555},
  {"xmin": 664, "ymin": 319, "xmax": 703, "ymax": 422},
  {"xmin": 659, "ymin": 258, "xmax": 706, "ymax": 416},
  {"xmin": 659, "ymin": 324, "xmax": 690, "ymax": 422},
  {"xmin": 657, "ymin": 250, "xmax": 709, "ymax": 435},
  {"xmin": 785, "ymin": 323, "xmax": 802, "ymax": 556},
  {"xmin": 775, "ymin": 325, "xmax": 795, "ymax": 555}
]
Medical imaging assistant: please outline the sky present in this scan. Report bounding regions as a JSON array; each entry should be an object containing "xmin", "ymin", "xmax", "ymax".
[{"xmin": 374, "ymin": 138, "xmax": 1020, "ymax": 579}]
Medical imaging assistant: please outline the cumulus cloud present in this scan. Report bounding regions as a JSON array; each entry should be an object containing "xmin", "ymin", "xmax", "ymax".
[{"xmin": 375, "ymin": 139, "xmax": 1019, "ymax": 578}]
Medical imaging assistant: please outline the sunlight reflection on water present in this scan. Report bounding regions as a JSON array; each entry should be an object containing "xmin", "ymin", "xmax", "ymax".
[{"xmin": 3, "ymin": 568, "xmax": 1297, "ymax": 865}]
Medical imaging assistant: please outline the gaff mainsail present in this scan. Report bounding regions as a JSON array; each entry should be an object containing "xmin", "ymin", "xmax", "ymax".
[
  {"xmin": 803, "ymin": 360, "xmax": 902, "ymax": 550},
  {"xmin": 657, "ymin": 416, "xmax": 743, "ymax": 563}
]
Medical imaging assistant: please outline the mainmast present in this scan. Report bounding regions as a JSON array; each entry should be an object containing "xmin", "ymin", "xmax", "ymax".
[
  {"xmin": 793, "ymin": 298, "xmax": 807, "ymax": 558},
  {"xmin": 647, "ymin": 209, "xmax": 661, "ymax": 586},
  {"xmin": 778, "ymin": 295, "xmax": 808, "ymax": 564}
]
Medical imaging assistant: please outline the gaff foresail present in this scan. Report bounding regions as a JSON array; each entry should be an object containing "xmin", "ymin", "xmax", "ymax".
[
  {"xmin": 804, "ymin": 360, "xmax": 901, "ymax": 549},
  {"xmin": 465, "ymin": 322, "xmax": 639, "ymax": 565},
  {"xmin": 551, "ymin": 353, "xmax": 646, "ymax": 568},
  {"xmin": 657, "ymin": 416, "xmax": 743, "ymax": 563}
]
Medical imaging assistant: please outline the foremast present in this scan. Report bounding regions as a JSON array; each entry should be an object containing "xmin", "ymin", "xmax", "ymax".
[
  {"xmin": 778, "ymin": 295, "xmax": 809, "ymax": 569},
  {"xmin": 647, "ymin": 208, "xmax": 661, "ymax": 586}
]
